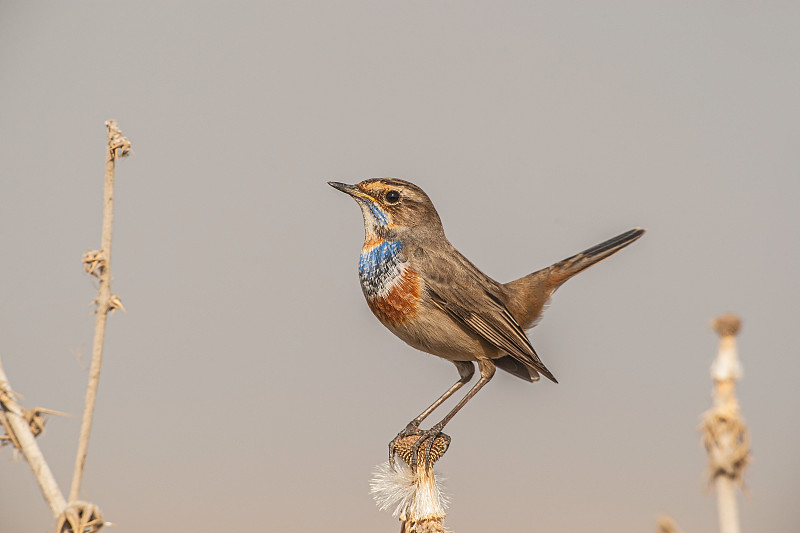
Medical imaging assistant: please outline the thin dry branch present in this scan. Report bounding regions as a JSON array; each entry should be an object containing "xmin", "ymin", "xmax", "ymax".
[
  {"xmin": 0, "ymin": 358, "xmax": 67, "ymax": 517},
  {"xmin": 1, "ymin": 121, "xmax": 121, "ymax": 532},
  {"xmin": 702, "ymin": 313, "xmax": 748, "ymax": 533},
  {"xmin": 68, "ymin": 120, "xmax": 130, "ymax": 504},
  {"xmin": 657, "ymin": 514, "xmax": 684, "ymax": 533}
]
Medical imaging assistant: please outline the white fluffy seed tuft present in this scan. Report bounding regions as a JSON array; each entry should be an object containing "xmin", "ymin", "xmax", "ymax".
[{"xmin": 370, "ymin": 461, "xmax": 448, "ymax": 521}]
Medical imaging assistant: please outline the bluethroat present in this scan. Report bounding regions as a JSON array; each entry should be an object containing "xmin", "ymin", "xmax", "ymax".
[{"xmin": 329, "ymin": 178, "xmax": 644, "ymax": 466}]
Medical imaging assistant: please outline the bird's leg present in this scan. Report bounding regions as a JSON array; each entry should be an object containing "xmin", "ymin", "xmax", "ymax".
[
  {"xmin": 429, "ymin": 358, "xmax": 495, "ymax": 428},
  {"xmin": 405, "ymin": 360, "xmax": 496, "ymax": 470},
  {"xmin": 389, "ymin": 361, "xmax": 474, "ymax": 468},
  {"xmin": 405, "ymin": 361, "xmax": 475, "ymax": 431}
]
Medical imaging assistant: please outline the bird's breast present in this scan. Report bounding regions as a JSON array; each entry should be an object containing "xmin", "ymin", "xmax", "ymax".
[{"xmin": 359, "ymin": 238, "xmax": 420, "ymax": 326}]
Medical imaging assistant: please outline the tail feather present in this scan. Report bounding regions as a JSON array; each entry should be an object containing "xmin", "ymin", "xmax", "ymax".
[
  {"xmin": 547, "ymin": 228, "xmax": 646, "ymax": 285},
  {"xmin": 503, "ymin": 228, "xmax": 645, "ymax": 329}
]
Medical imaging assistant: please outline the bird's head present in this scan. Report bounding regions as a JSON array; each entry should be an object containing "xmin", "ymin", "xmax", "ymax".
[{"xmin": 328, "ymin": 178, "xmax": 443, "ymax": 241}]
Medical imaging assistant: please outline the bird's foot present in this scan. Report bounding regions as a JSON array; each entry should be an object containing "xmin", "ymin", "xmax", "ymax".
[
  {"xmin": 389, "ymin": 422, "xmax": 421, "ymax": 470},
  {"xmin": 389, "ymin": 422, "xmax": 450, "ymax": 471}
]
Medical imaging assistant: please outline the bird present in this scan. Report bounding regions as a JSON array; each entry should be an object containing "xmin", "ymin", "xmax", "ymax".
[{"xmin": 328, "ymin": 178, "xmax": 644, "ymax": 466}]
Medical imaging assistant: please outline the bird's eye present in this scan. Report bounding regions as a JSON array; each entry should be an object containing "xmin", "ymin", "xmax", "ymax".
[{"xmin": 385, "ymin": 190, "xmax": 401, "ymax": 204}]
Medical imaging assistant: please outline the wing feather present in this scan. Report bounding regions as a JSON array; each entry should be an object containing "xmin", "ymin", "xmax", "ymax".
[{"xmin": 420, "ymin": 248, "xmax": 557, "ymax": 383}]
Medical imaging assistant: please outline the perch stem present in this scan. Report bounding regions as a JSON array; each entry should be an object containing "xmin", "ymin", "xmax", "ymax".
[
  {"xmin": 68, "ymin": 121, "xmax": 123, "ymax": 503},
  {"xmin": 0, "ymin": 358, "xmax": 67, "ymax": 517},
  {"xmin": 707, "ymin": 314, "xmax": 746, "ymax": 533}
]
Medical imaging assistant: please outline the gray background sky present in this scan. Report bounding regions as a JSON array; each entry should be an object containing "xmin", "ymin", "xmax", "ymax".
[{"xmin": 1, "ymin": 2, "xmax": 798, "ymax": 532}]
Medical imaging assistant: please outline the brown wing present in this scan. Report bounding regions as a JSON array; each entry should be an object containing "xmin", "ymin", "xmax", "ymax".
[{"xmin": 417, "ymin": 246, "xmax": 558, "ymax": 384}]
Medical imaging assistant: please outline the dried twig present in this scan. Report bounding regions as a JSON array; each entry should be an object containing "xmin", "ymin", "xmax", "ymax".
[
  {"xmin": 657, "ymin": 514, "xmax": 684, "ymax": 533},
  {"xmin": 0, "ymin": 358, "xmax": 67, "ymax": 517},
  {"xmin": 1, "ymin": 121, "xmax": 122, "ymax": 532},
  {"xmin": 69, "ymin": 120, "xmax": 130, "ymax": 504},
  {"xmin": 701, "ymin": 314, "xmax": 749, "ymax": 533}
]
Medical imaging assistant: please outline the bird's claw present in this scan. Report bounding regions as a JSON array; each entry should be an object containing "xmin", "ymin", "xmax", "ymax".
[
  {"xmin": 412, "ymin": 427, "xmax": 450, "ymax": 471},
  {"xmin": 389, "ymin": 423, "xmax": 422, "ymax": 470},
  {"xmin": 389, "ymin": 423, "xmax": 450, "ymax": 471}
]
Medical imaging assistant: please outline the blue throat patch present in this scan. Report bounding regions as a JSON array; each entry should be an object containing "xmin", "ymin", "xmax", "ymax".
[{"xmin": 359, "ymin": 240, "xmax": 403, "ymax": 295}]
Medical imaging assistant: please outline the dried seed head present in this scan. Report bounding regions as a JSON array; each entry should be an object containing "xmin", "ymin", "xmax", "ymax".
[{"xmin": 711, "ymin": 314, "xmax": 741, "ymax": 337}]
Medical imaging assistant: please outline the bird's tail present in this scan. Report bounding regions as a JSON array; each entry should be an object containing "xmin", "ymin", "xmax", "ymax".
[
  {"xmin": 503, "ymin": 228, "xmax": 645, "ymax": 329},
  {"xmin": 545, "ymin": 228, "xmax": 646, "ymax": 285}
]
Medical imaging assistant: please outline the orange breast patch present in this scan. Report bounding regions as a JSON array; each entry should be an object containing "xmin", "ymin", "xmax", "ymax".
[{"xmin": 367, "ymin": 268, "xmax": 421, "ymax": 326}]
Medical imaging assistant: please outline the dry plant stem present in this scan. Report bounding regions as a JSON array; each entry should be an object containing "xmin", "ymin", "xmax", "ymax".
[
  {"xmin": 656, "ymin": 514, "xmax": 683, "ymax": 533},
  {"xmin": 715, "ymin": 475, "xmax": 740, "ymax": 533},
  {"xmin": 68, "ymin": 121, "xmax": 125, "ymax": 504},
  {"xmin": 0, "ymin": 359, "xmax": 67, "ymax": 517},
  {"xmin": 706, "ymin": 314, "xmax": 746, "ymax": 533},
  {"xmin": 397, "ymin": 435, "xmax": 448, "ymax": 532}
]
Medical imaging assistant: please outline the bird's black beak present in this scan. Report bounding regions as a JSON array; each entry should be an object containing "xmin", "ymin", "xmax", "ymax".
[
  {"xmin": 327, "ymin": 181, "xmax": 358, "ymax": 195},
  {"xmin": 328, "ymin": 181, "xmax": 376, "ymax": 204}
]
